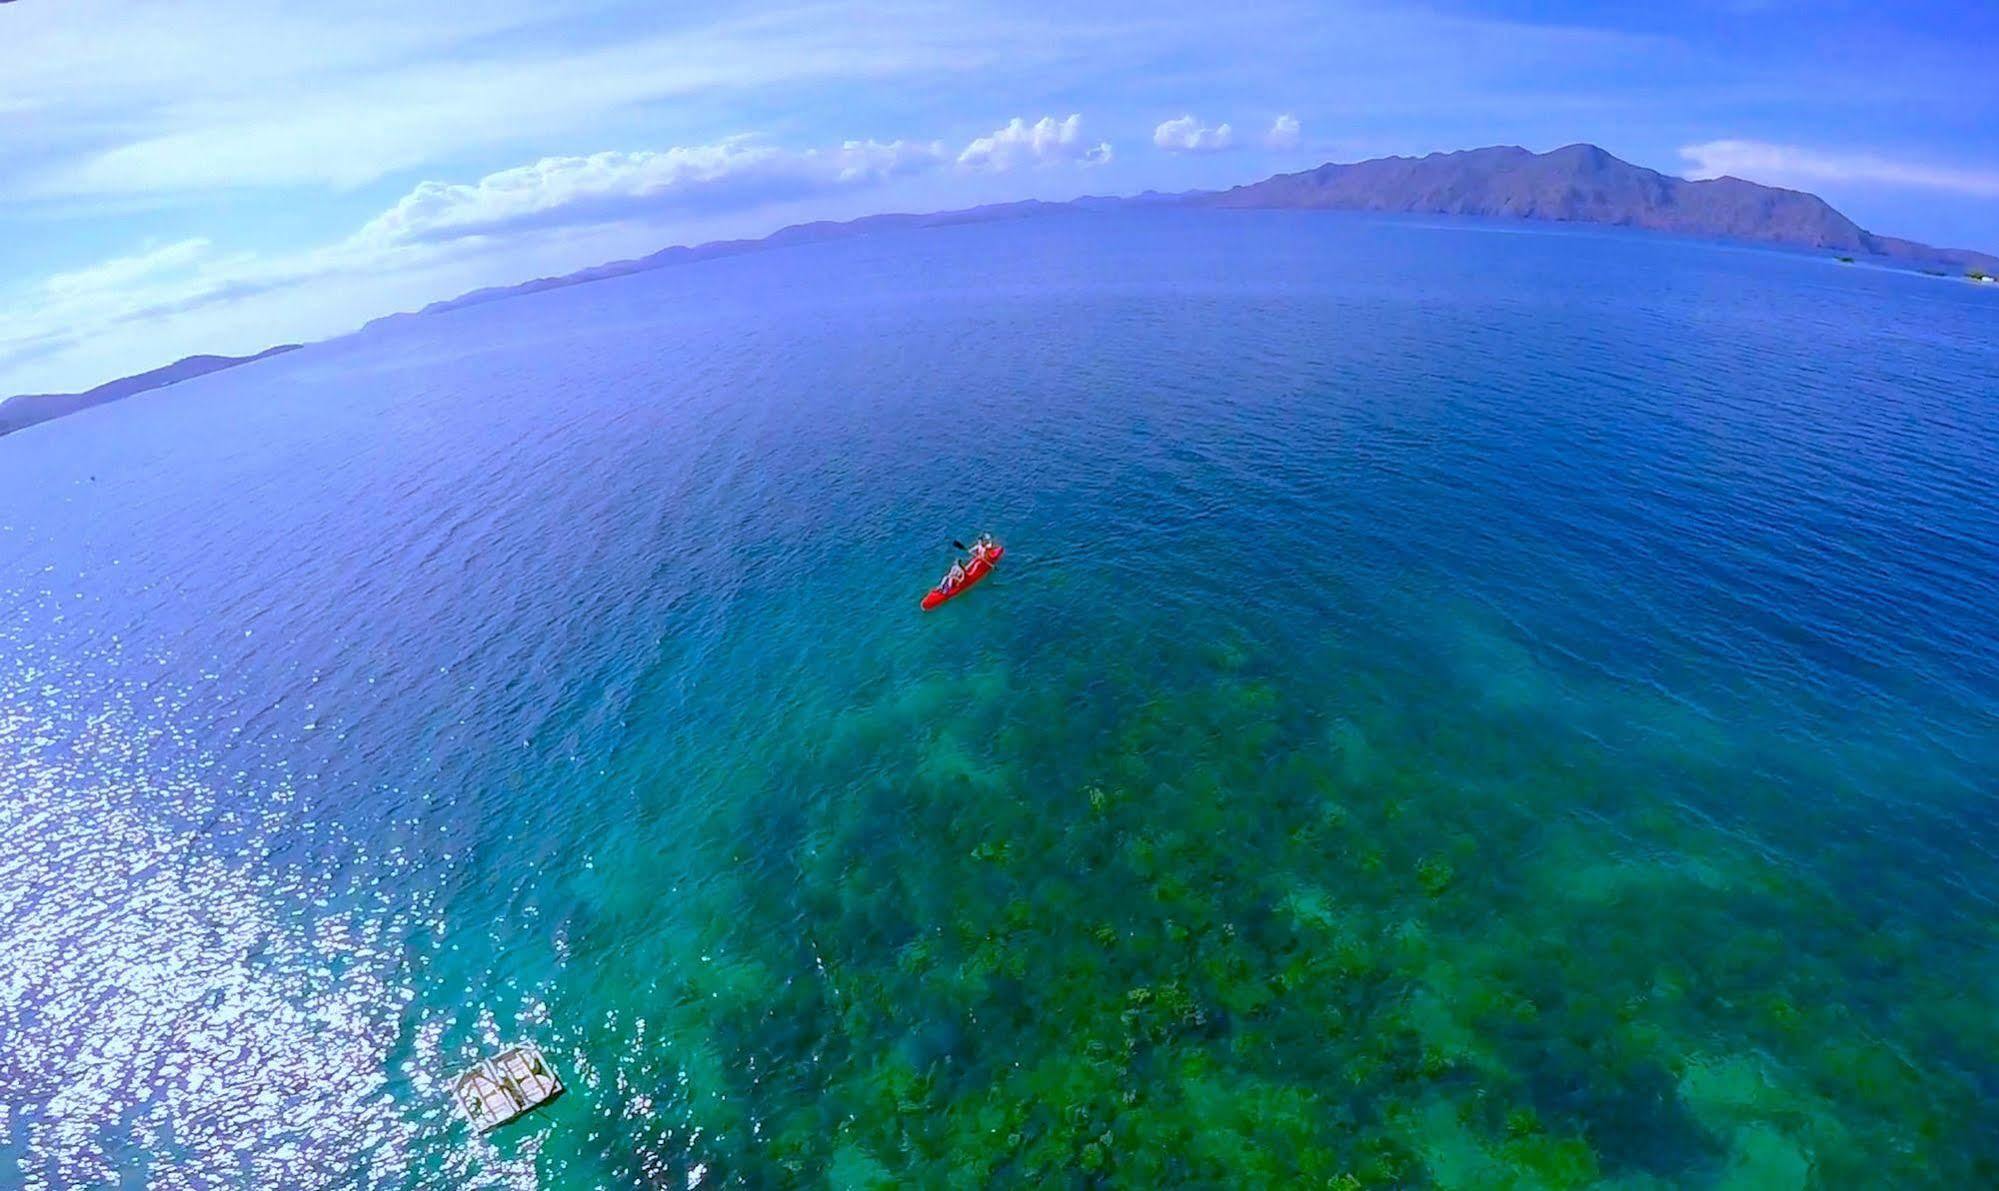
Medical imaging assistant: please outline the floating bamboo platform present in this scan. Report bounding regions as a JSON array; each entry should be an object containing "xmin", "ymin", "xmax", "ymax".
[{"xmin": 452, "ymin": 1042, "xmax": 563, "ymax": 1131}]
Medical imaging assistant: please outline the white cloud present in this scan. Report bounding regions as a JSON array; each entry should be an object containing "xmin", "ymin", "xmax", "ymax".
[
  {"xmin": 14, "ymin": 237, "xmax": 264, "ymax": 351},
  {"xmin": 1265, "ymin": 113, "xmax": 1302, "ymax": 152},
  {"xmin": 357, "ymin": 139, "xmax": 944, "ymax": 244},
  {"xmin": 0, "ymin": 216, "xmax": 605, "ymax": 396},
  {"xmin": 8, "ymin": 3, "xmax": 1016, "ymax": 199},
  {"xmin": 1679, "ymin": 140, "xmax": 1999, "ymax": 199},
  {"xmin": 43, "ymin": 239, "xmax": 217, "ymax": 301},
  {"xmin": 957, "ymin": 116, "xmax": 1112, "ymax": 172},
  {"xmin": 1152, "ymin": 115, "xmax": 1234, "ymax": 154},
  {"xmin": 4, "ymin": 228, "xmax": 422, "ymax": 383}
]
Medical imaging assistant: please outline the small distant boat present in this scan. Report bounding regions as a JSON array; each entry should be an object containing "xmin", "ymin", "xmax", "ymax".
[
  {"xmin": 922, "ymin": 542, "xmax": 1004, "ymax": 610},
  {"xmin": 453, "ymin": 1042, "xmax": 563, "ymax": 1132}
]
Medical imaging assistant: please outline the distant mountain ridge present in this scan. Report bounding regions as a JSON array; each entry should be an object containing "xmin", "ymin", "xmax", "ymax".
[
  {"xmin": 1206, "ymin": 143, "xmax": 1999, "ymax": 273},
  {"xmin": 361, "ymin": 148, "xmax": 1995, "ymax": 334},
  {"xmin": 7, "ymin": 143, "xmax": 1992, "ymax": 435},
  {"xmin": 0, "ymin": 345, "xmax": 301, "ymax": 437},
  {"xmin": 359, "ymin": 199, "xmax": 1076, "ymax": 332}
]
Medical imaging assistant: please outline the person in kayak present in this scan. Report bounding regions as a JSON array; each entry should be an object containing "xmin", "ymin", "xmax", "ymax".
[{"xmin": 943, "ymin": 560, "xmax": 967, "ymax": 589}]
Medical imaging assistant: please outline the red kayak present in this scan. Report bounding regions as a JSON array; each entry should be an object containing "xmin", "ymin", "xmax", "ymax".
[{"xmin": 922, "ymin": 544, "xmax": 1004, "ymax": 610}]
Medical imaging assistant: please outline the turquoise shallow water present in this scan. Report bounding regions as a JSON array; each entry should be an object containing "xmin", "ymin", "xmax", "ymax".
[{"xmin": 2, "ymin": 209, "xmax": 1997, "ymax": 1187}]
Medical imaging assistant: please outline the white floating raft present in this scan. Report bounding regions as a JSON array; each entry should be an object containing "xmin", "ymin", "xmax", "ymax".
[{"xmin": 453, "ymin": 1042, "xmax": 563, "ymax": 1132}]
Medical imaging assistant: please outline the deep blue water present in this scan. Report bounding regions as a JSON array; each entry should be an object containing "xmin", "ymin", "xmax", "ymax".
[{"xmin": 2, "ymin": 209, "xmax": 1996, "ymax": 1187}]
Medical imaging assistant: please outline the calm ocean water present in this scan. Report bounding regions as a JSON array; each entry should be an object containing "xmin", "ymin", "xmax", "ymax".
[{"xmin": 2, "ymin": 209, "xmax": 1996, "ymax": 1188}]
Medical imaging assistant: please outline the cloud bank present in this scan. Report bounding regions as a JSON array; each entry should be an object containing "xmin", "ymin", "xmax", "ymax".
[
  {"xmin": 1153, "ymin": 116, "xmax": 1234, "ymax": 154},
  {"xmin": 957, "ymin": 115, "xmax": 1111, "ymax": 172},
  {"xmin": 1679, "ymin": 140, "xmax": 1999, "ymax": 199},
  {"xmin": 1265, "ymin": 114, "xmax": 1301, "ymax": 151},
  {"xmin": 358, "ymin": 139, "xmax": 945, "ymax": 244}
]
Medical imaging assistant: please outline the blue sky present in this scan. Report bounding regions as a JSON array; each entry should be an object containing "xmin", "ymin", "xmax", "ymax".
[{"xmin": 3, "ymin": 0, "xmax": 1995, "ymax": 395}]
